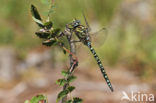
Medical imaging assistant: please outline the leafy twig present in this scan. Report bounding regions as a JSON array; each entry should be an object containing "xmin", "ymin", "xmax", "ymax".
[{"xmin": 31, "ymin": 4, "xmax": 82, "ymax": 103}]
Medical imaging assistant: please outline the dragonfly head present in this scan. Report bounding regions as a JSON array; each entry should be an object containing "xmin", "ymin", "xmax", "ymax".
[{"xmin": 72, "ymin": 19, "xmax": 80, "ymax": 28}]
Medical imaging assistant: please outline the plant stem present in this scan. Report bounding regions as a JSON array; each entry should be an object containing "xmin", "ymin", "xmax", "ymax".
[{"xmin": 61, "ymin": 32, "xmax": 78, "ymax": 103}]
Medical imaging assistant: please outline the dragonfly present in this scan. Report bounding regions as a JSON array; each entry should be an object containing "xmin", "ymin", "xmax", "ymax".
[
  {"xmin": 65, "ymin": 16, "xmax": 114, "ymax": 92},
  {"xmin": 31, "ymin": 4, "xmax": 113, "ymax": 91}
]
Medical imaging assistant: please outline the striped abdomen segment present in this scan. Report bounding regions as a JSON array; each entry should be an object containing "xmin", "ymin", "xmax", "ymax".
[{"xmin": 87, "ymin": 42, "xmax": 114, "ymax": 92}]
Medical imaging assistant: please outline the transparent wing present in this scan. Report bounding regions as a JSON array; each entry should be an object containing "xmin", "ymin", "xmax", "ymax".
[
  {"xmin": 90, "ymin": 27, "xmax": 108, "ymax": 48},
  {"xmin": 82, "ymin": 13, "xmax": 108, "ymax": 47}
]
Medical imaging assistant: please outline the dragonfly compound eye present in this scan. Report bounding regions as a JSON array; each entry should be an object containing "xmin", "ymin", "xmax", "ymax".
[{"xmin": 72, "ymin": 20, "xmax": 80, "ymax": 27}]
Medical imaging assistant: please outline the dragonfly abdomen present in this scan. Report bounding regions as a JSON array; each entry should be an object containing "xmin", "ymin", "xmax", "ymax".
[{"xmin": 87, "ymin": 42, "xmax": 114, "ymax": 92}]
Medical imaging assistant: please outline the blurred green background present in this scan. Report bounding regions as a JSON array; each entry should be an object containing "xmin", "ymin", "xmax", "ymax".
[
  {"xmin": 1, "ymin": 0, "xmax": 155, "ymax": 79},
  {"xmin": 0, "ymin": 0, "xmax": 155, "ymax": 102}
]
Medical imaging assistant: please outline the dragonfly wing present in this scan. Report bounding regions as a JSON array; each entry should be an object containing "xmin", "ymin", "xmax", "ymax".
[{"xmin": 90, "ymin": 27, "xmax": 108, "ymax": 47}]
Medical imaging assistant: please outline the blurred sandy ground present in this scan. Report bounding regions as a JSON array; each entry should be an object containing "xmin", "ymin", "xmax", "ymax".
[{"xmin": 0, "ymin": 0, "xmax": 156, "ymax": 103}]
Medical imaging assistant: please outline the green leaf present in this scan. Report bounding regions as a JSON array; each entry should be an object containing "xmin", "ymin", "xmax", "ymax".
[
  {"xmin": 44, "ymin": 21, "xmax": 53, "ymax": 29},
  {"xmin": 66, "ymin": 100, "xmax": 72, "ymax": 103},
  {"xmin": 73, "ymin": 97, "xmax": 83, "ymax": 103},
  {"xmin": 31, "ymin": 4, "xmax": 44, "ymax": 28},
  {"xmin": 67, "ymin": 86, "xmax": 75, "ymax": 92},
  {"xmin": 56, "ymin": 79, "xmax": 67, "ymax": 86},
  {"xmin": 63, "ymin": 49, "xmax": 66, "ymax": 54},
  {"xmin": 67, "ymin": 75, "xmax": 76, "ymax": 83},
  {"xmin": 31, "ymin": 4, "xmax": 42, "ymax": 20},
  {"xmin": 35, "ymin": 31, "xmax": 50, "ymax": 39},
  {"xmin": 61, "ymin": 70, "xmax": 70, "ymax": 77},
  {"xmin": 57, "ymin": 90, "xmax": 69, "ymax": 102},
  {"xmin": 42, "ymin": 38, "xmax": 57, "ymax": 46},
  {"xmin": 30, "ymin": 95, "xmax": 47, "ymax": 103},
  {"xmin": 50, "ymin": 28, "xmax": 61, "ymax": 37}
]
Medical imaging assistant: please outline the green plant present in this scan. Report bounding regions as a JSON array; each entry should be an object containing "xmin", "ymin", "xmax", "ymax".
[
  {"xmin": 28, "ymin": 4, "xmax": 82, "ymax": 103},
  {"xmin": 56, "ymin": 70, "xmax": 82, "ymax": 103},
  {"xmin": 25, "ymin": 95, "xmax": 47, "ymax": 103}
]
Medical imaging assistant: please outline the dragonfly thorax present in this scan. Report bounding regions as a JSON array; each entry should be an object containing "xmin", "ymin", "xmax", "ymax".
[
  {"xmin": 74, "ymin": 26, "xmax": 91, "ymax": 45},
  {"xmin": 66, "ymin": 19, "xmax": 91, "ymax": 45}
]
